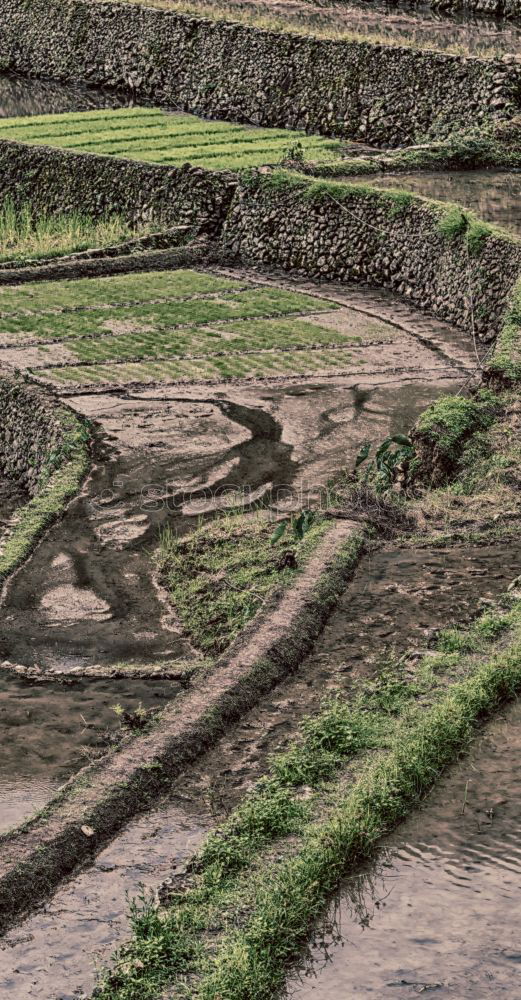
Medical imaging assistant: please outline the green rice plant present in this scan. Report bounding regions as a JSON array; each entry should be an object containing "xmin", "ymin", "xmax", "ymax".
[
  {"xmin": 39, "ymin": 346, "xmax": 354, "ymax": 386},
  {"xmin": 0, "ymin": 200, "xmax": 143, "ymax": 264},
  {"xmin": 0, "ymin": 269, "xmax": 245, "ymax": 313},
  {"xmin": 0, "ymin": 107, "xmax": 343, "ymax": 170}
]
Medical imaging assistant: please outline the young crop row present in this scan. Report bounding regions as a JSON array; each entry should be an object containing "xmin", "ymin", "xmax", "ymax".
[
  {"xmin": 40, "ymin": 347, "xmax": 358, "ymax": 385},
  {"xmin": 0, "ymin": 108, "xmax": 342, "ymax": 168},
  {"xmin": 0, "ymin": 287, "xmax": 335, "ymax": 342}
]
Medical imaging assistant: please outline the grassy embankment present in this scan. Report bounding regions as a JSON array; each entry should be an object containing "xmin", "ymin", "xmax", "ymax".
[
  {"xmin": 94, "ymin": 594, "xmax": 521, "ymax": 1000},
  {"xmin": 0, "ymin": 395, "xmax": 90, "ymax": 582},
  {"xmin": 157, "ymin": 512, "xmax": 332, "ymax": 656}
]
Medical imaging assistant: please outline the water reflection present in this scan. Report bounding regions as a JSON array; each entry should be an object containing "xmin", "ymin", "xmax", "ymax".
[
  {"xmin": 0, "ymin": 73, "xmax": 131, "ymax": 119},
  {"xmin": 232, "ymin": 0, "xmax": 521, "ymax": 56},
  {"xmin": 291, "ymin": 700, "xmax": 521, "ymax": 998},
  {"xmin": 364, "ymin": 170, "xmax": 521, "ymax": 239}
]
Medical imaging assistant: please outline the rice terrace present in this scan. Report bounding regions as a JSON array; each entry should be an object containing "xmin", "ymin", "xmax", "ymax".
[{"xmin": 0, "ymin": 0, "xmax": 521, "ymax": 997}]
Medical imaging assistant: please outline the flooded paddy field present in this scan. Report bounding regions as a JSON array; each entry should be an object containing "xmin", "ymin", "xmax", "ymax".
[
  {"xmin": 1, "ymin": 529, "xmax": 519, "ymax": 995},
  {"xmin": 290, "ymin": 696, "xmax": 521, "ymax": 999},
  {"xmin": 0, "ymin": 259, "xmax": 483, "ymax": 996},
  {"xmin": 0, "ymin": 74, "xmax": 131, "ymax": 120},
  {"xmin": 0, "ymin": 673, "xmax": 179, "ymax": 833},
  {"xmin": 361, "ymin": 170, "xmax": 521, "ymax": 239},
  {"xmin": 112, "ymin": 0, "xmax": 521, "ymax": 57}
]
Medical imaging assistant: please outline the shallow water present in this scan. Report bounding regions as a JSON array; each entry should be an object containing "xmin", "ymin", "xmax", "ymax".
[
  {"xmin": 178, "ymin": 538, "xmax": 521, "ymax": 814},
  {"xmin": 0, "ymin": 674, "xmax": 179, "ymax": 832},
  {"xmin": 290, "ymin": 697, "xmax": 521, "ymax": 999},
  {"xmin": 226, "ymin": 0, "xmax": 521, "ymax": 56},
  {"xmin": 363, "ymin": 170, "xmax": 521, "ymax": 238},
  {"xmin": 1, "ymin": 534, "xmax": 519, "ymax": 994},
  {"xmin": 0, "ymin": 74, "xmax": 130, "ymax": 119},
  {"xmin": 0, "ymin": 798, "xmax": 211, "ymax": 999}
]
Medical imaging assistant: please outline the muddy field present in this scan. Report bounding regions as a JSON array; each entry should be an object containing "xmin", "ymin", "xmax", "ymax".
[{"xmin": 1, "ymin": 533, "xmax": 519, "ymax": 996}]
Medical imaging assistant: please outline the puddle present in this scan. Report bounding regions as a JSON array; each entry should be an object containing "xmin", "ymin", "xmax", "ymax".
[
  {"xmin": 290, "ymin": 696, "xmax": 521, "ymax": 999},
  {"xmin": 0, "ymin": 74, "xmax": 130, "ymax": 119},
  {"xmin": 362, "ymin": 170, "xmax": 521, "ymax": 239},
  {"xmin": 0, "ymin": 673, "xmax": 180, "ymax": 832}
]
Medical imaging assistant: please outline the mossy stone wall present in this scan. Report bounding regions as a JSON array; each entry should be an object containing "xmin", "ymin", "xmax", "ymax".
[
  {"xmin": 1, "ymin": 0, "xmax": 520, "ymax": 145},
  {"xmin": 0, "ymin": 140, "xmax": 236, "ymax": 234},
  {"xmin": 223, "ymin": 174, "xmax": 521, "ymax": 340}
]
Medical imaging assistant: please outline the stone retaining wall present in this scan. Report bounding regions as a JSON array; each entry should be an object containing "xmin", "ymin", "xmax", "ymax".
[
  {"xmin": 0, "ymin": 0, "xmax": 520, "ymax": 146},
  {"xmin": 0, "ymin": 375, "xmax": 71, "ymax": 493},
  {"xmin": 224, "ymin": 173, "xmax": 521, "ymax": 340},
  {"xmin": 0, "ymin": 140, "xmax": 236, "ymax": 234}
]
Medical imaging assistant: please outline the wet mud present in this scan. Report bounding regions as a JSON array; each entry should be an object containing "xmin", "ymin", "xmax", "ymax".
[
  {"xmin": 1, "ymin": 537, "xmax": 519, "ymax": 996},
  {"xmin": 363, "ymin": 170, "xmax": 521, "ymax": 239},
  {"xmin": 0, "ymin": 273, "xmax": 474, "ymax": 673},
  {"xmin": 290, "ymin": 696, "xmax": 521, "ymax": 999},
  {"xmin": 0, "ymin": 673, "xmax": 179, "ymax": 833},
  {"xmin": 174, "ymin": 537, "xmax": 521, "ymax": 814},
  {"xmin": 0, "ymin": 272, "xmax": 482, "ymax": 993},
  {"xmin": 0, "ymin": 798, "xmax": 211, "ymax": 999}
]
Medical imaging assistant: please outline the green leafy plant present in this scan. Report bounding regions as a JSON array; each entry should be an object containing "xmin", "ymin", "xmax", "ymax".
[
  {"xmin": 270, "ymin": 509, "xmax": 315, "ymax": 545},
  {"xmin": 354, "ymin": 434, "xmax": 416, "ymax": 491}
]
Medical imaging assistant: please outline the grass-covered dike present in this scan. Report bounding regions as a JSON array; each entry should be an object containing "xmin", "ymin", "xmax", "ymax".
[{"xmin": 0, "ymin": 375, "xmax": 91, "ymax": 582}]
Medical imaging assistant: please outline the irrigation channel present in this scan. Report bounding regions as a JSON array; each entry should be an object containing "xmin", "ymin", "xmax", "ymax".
[{"xmin": 290, "ymin": 697, "xmax": 521, "ymax": 999}]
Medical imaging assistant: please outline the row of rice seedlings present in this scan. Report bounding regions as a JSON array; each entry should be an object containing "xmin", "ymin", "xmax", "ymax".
[
  {"xmin": 49, "ymin": 317, "xmax": 357, "ymax": 363},
  {"xmin": 133, "ymin": 148, "xmax": 334, "ymax": 168},
  {"xmin": 71, "ymin": 136, "xmax": 335, "ymax": 158},
  {"xmin": 0, "ymin": 113, "xmax": 245, "ymax": 140},
  {"xmin": 59, "ymin": 134, "xmax": 334, "ymax": 157},
  {"xmin": 0, "ymin": 107, "xmax": 339, "ymax": 167},
  {"xmin": 0, "ymin": 289, "xmax": 336, "ymax": 342},
  {"xmin": 0, "ymin": 270, "xmax": 245, "ymax": 314},
  {"xmin": 40, "ymin": 347, "xmax": 359, "ymax": 385},
  {"xmin": 39, "ymin": 124, "xmax": 304, "ymax": 149},
  {"xmin": 0, "ymin": 107, "xmax": 166, "ymax": 130}
]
